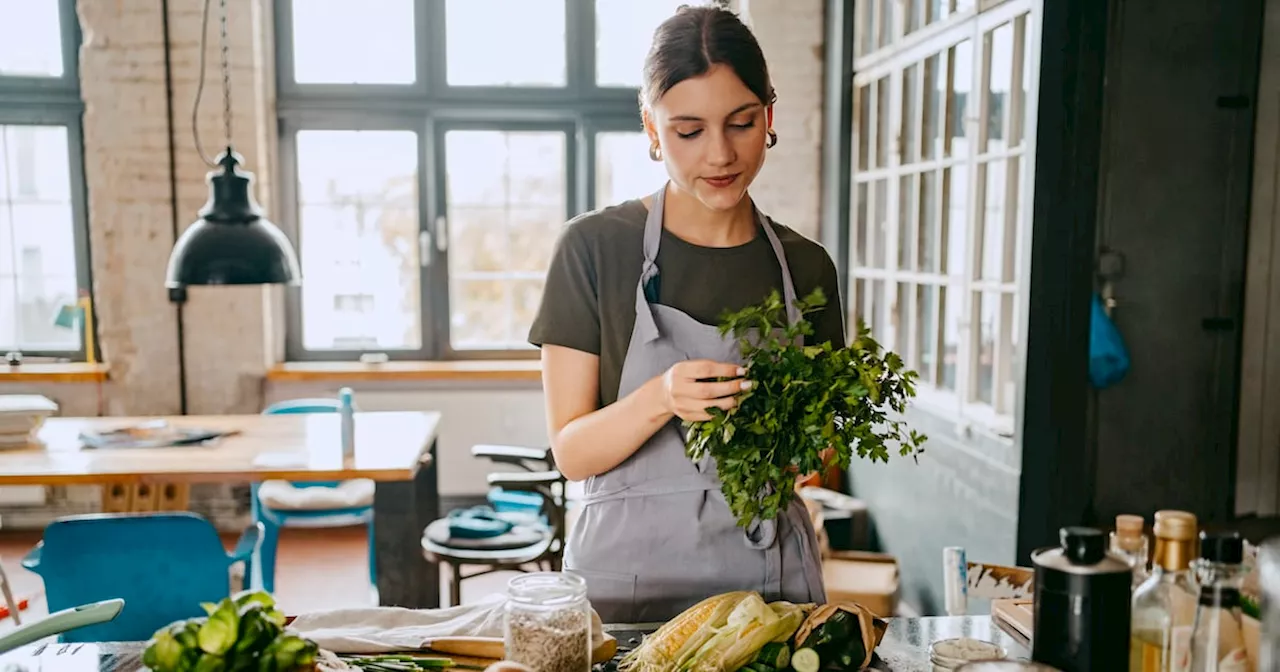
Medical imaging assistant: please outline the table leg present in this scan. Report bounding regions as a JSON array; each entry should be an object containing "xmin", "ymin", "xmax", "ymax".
[{"xmin": 373, "ymin": 439, "xmax": 440, "ymax": 608}]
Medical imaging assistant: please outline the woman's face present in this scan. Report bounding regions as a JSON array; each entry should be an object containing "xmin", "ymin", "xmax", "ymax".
[{"xmin": 644, "ymin": 64, "xmax": 771, "ymax": 213}]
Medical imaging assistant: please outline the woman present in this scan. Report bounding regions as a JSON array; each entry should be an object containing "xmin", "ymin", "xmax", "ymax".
[{"xmin": 528, "ymin": 5, "xmax": 845, "ymax": 623}]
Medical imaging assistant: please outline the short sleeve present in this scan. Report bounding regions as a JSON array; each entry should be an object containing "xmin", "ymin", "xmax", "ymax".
[
  {"xmin": 810, "ymin": 252, "xmax": 847, "ymax": 347},
  {"xmin": 528, "ymin": 221, "xmax": 601, "ymax": 355}
]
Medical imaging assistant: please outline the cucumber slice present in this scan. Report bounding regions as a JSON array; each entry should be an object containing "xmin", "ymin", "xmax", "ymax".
[
  {"xmin": 757, "ymin": 642, "xmax": 791, "ymax": 669},
  {"xmin": 791, "ymin": 647, "xmax": 820, "ymax": 672}
]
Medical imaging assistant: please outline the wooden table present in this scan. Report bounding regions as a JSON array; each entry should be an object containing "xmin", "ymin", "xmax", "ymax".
[
  {"xmin": 0, "ymin": 616, "xmax": 1033, "ymax": 671},
  {"xmin": 0, "ymin": 412, "xmax": 442, "ymax": 609}
]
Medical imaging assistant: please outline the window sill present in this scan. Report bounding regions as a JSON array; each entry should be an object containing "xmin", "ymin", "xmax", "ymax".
[
  {"xmin": 0, "ymin": 362, "xmax": 110, "ymax": 383},
  {"xmin": 267, "ymin": 360, "xmax": 542, "ymax": 383}
]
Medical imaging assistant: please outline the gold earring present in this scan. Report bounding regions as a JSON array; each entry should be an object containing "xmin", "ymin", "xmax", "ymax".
[
  {"xmin": 766, "ymin": 129, "xmax": 778, "ymax": 149},
  {"xmin": 649, "ymin": 143, "xmax": 662, "ymax": 162}
]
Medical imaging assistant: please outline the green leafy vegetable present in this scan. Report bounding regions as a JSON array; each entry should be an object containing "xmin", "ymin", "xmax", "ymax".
[
  {"xmin": 684, "ymin": 287, "xmax": 926, "ymax": 528},
  {"xmin": 143, "ymin": 590, "xmax": 318, "ymax": 672}
]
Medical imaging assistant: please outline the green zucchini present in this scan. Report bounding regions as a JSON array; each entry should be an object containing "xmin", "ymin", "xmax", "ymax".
[
  {"xmin": 791, "ymin": 647, "xmax": 820, "ymax": 672},
  {"xmin": 756, "ymin": 642, "xmax": 791, "ymax": 669}
]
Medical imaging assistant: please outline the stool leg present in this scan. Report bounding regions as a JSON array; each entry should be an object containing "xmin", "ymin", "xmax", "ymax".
[{"xmin": 450, "ymin": 562, "xmax": 462, "ymax": 607}]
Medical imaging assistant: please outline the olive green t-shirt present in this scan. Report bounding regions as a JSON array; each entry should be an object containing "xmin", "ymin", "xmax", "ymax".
[{"xmin": 528, "ymin": 198, "xmax": 845, "ymax": 407}]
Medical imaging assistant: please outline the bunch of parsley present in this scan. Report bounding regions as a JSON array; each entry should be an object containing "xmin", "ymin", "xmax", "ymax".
[{"xmin": 684, "ymin": 287, "xmax": 926, "ymax": 529}]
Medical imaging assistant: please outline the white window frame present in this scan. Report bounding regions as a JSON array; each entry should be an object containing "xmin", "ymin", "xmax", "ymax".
[{"xmin": 848, "ymin": 0, "xmax": 1041, "ymax": 438}]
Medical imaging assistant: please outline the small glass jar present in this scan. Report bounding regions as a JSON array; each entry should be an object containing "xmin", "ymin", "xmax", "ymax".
[{"xmin": 504, "ymin": 572, "xmax": 591, "ymax": 672}]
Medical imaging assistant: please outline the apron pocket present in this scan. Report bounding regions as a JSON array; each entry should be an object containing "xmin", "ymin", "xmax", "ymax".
[{"xmin": 565, "ymin": 567, "xmax": 637, "ymax": 624}]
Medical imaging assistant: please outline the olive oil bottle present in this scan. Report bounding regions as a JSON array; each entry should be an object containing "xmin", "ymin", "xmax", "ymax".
[{"xmin": 1129, "ymin": 510, "xmax": 1199, "ymax": 672}]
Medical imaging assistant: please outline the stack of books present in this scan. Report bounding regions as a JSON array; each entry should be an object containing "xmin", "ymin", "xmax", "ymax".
[{"xmin": 0, "ymin": 395, "xmax": 59, "ymax": 448}]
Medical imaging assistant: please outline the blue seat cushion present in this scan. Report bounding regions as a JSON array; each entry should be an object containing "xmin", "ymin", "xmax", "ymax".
[{"xmin": 425, "ymin": 517, "xmax": 547, "ymax": 551}]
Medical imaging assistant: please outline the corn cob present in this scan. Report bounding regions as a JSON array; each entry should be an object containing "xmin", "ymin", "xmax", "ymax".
[{"xmin": 617, "ymin": 592, "xmax": 752, "ymax": 672}]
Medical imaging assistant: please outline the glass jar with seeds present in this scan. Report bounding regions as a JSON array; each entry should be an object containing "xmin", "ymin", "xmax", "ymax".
[{"xmin": 503, "ymin": 572, "xmax": 591, "ymax": 672}]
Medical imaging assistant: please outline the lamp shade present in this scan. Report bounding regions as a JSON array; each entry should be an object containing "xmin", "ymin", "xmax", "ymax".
[{"xmin": 165, "ymin": 149, "xmax": 301, "ymax": 288}]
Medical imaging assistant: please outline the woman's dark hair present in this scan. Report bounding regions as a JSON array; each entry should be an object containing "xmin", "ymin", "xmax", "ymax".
[{"xmin": 640, "ymin": 4, "xmax": 776, "ymax": 109}]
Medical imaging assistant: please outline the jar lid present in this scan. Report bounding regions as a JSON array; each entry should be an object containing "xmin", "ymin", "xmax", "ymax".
[
  {"xmin": 1154, "ymin": 511, "xmax": 1198, "ymax": 541},
  {"xmin": 1199, "ymin": 531, "xmax": 1244, "ymax": 563},
  {"xmin": 507, "ymin": 571, "xmax": 587, "ymax": 606},
  {"xmin": 1115, "ymin": 515, "xmax": 1144, "ymax": 536},
  {"xmin": 1032, "ymin": 527, "xmax": 1131, "ymax": 575}
]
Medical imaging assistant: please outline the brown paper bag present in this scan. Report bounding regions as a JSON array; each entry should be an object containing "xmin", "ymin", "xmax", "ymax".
[{"xmin": 792, "ymin": 602, "xmax": 889, "ymax": 670}]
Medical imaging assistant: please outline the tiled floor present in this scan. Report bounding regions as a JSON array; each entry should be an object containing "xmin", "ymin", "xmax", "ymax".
[{"xmin": 0, "ymin": 525, "xmax": 518, "ymax": 635}]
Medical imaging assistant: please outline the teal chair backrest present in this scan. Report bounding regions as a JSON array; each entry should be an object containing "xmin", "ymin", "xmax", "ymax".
[{"xmin": 27, "ymin": 513, "xmax": 237, "ymax": 642}]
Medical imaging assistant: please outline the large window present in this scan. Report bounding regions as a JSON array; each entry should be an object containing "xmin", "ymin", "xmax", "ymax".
[
  {"xmin": 276, "ymin": 0, "xmax": 687, "ymax": 360},
  {"xmin": 0, "ymin": 0, "xmax": 91, "ymax": 360},
  {"xmin": 848, "ymin": 0, "xmax": 1038, "ymax": 435}
]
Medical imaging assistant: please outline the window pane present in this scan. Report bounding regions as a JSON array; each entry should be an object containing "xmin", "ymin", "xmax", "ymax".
[
  {"xmin": 292, "ymin": 0, "xmax": 415, "ymax": 84},
  {"xmin": 874, "ymin": 77, "xmax": 890, "ymax": 168},
  {"xmin": 445, "ymin": 130, "xmax": 566, "ymax": 350},
  {"xmin": 894, "ymin": 282, "xmax": 910, "ymax": 360},
  {"xmin": 0, "ymin": 2, "xmax": 63, "ymax": 77},
  {"xmin": 869, "ymin": 280, "xmax": 888, "ymax": 346},
  {"xmin": 943, "ymin": 164, "xmax": 968, "ymax": 275},
  {"xmin": 878, "ymin": 0, "xmax": 894, "ymax": 49},
  {"xmin": 871, "ymin": 179, "xmax": 888, "ymax": 268},
  {"xmin": 980, "ymin": 159, "xmax": 1005, "ymax": 281},
  {"xmin": 902, "ymin": 63, "xmax": 919, "ymax": 164},
  {"xmin": 596, "ymin": 1, "xmax": 697, "ymax": 87},
  {"xmin": 595, "ymin": 132, "xmax": 668, "ymax": 207},
  {"xmin": 915, "ymin": 284, "xmax": 938, "ymax": 384},
  {"xmin": 922, "ymin": 53, "xmax": 943, "ymax": 160},
  {"xmin": 853, "ymin": 182, "xmax": 868, "ymax": 267},
  {"xmin": 856, "ymin": 84, "xmax": 872, "ymax": 171},
  {"xmin": 1015, "ymin": 15, "xmax": 1031, "ymax": 147},
  {"xmin": 898, "ymin": 174, "xmax": 913, "ymax": 270},
  {"xmin": 857, "ymin": 1, "xmax": 876, "ymax": 57},
  {"xmin": 447, "ymin": 0, "xmax": 565, "ymax": 86},
  {"xmin": 948, "ymin": 39, "xmax": 973, "ymax": 157},
  {"xmin": 907, "ymin": 0, "xmax": 924, "ymax": 34},
  {"xmin": 975, "ymin": 290, "xmax": 998, "ymax": 405},
  {"xmin": 0, "ymin": 125, "xmax": 79, "ymax": 352},
  {"xmin": 986, "ymin": 22, "xmax": 1014, "ymax": 152},
  {"xmin": 941, "ymin": 285, "xmax": 960, "ymax": 391},
  {"xmin": 918, "ymin": 170, "xmax": 939, "ymax": 272},
  {"xmin": 295, "ymin": 130, "xmax": 421, "ymax": 351}
]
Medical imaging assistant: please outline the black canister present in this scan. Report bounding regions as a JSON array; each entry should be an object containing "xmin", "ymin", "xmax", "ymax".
[{"xmin": 1030, "ymin": 527, "xmax": 1133, "ymax": 672}]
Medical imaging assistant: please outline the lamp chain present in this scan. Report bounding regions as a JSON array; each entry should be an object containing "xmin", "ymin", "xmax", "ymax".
[{"xmin": 219, "ymin": 0, "xmax": 232, "ymax": 152}]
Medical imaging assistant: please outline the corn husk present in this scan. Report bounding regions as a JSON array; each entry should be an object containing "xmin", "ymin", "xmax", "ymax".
[{"xmin": 792, "ymin": 602, "xmax": 888, "ymax": 670}]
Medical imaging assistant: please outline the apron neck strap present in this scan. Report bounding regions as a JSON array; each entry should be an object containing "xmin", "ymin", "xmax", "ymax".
[{"xmin": 641, "ymin": 184, "xmax": 801, "ymax": 324}]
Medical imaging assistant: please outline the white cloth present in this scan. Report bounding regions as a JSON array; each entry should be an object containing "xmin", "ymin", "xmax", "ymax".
[
  {"xmin": 288, "ymin": 593, "xmax": 605, "ymax": 654},
  {"xmin": 258, "ymin": 479, "xmax": 375, "ymax": 511}
]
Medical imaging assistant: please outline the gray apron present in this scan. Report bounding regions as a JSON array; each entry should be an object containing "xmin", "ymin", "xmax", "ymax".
[{"xmin": 564, "ymin": 184, "xmax": 826, "ymax": 624}]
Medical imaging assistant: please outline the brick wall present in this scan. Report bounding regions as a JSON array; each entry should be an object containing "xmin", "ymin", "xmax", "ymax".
[
  {"xmin": 0, "ymin": 0, "xmax": 828, "ymax": 530},
  {"xmin": 740, "ymin": 0, "xmax": 826, "ymax": 241}
]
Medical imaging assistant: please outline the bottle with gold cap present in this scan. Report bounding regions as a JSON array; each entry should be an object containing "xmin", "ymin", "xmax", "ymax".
[
  {"xmin": 1112, "ymin": 514, "xmax": 1151, "ymax": 589},
  {"xmin": 1129, "ymin": 510, "xmax": 1199, "ymax": 672}
]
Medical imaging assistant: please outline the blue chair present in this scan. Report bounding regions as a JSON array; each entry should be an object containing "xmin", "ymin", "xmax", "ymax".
[
  {"xmin": 20, "ymin": 512, "xmax": 260, "ymax": 642},
  {"xmin": 250, "ymin": 398, "xmax": 376, "ymax": 594}
]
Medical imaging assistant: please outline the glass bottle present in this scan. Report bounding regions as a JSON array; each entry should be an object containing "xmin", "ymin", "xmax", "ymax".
[
  {"xmin": 504, "ymin": 572, "xmax": 592, "ymax": 672},
  {"xmin": 1130, "ymin": 510, "xmax": 1199, "ymax": 672},
  {"xmin": 1259, "ymin": 538, "xmax": 1280, "ymax": 672},
  {"xmin": 1189, "ymin": 532, "xmax": 1247, "ymax": 671},
  {"xmin": 1112, "ymin": 514, "xmax": 1151, "ymax": 589}
]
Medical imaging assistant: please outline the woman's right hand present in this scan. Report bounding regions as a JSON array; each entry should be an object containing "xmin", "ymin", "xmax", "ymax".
[{"xmin": 659, "ymin": 360, "xmax": 753, "ymax": 422}]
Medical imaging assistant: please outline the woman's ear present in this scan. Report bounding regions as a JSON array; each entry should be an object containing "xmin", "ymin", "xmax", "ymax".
[
  {"xmin": 766, "ymin": 105, "xmax": 774, "ymax": 130},
  {"xmin": 642, "ymin": 108, "xmax": 658, "ymax": 145}
]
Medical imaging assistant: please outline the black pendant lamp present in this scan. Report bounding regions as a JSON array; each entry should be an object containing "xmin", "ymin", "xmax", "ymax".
[{"xmin": 164, "ymin": 0, "xmax": 300, "ymax": 291}]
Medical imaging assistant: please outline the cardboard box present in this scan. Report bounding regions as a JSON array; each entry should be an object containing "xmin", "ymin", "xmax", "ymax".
[{"xmin": 822, "ymin": 550, "xmax": 901, "ymax": 618}]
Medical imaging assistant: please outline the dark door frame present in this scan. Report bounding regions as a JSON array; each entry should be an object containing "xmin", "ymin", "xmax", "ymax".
[{"xmin": 1014, "ymin": 0, "xmax": 1113, "ymax": 563}]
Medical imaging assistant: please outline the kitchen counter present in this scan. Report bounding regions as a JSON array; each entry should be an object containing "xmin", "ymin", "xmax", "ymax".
[{"xmin": 0, "ymin": 616, "xmax": 1031, "ymax": 671}]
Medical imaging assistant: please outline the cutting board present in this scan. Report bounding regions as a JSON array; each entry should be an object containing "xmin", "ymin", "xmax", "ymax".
[
  {"xmin": 425, "ymin": 632, "xmax": 618, "ymax": 664},
  {"xmin": 991, "ymin": 598, "xmax": 1033, "ymax": 642}
]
